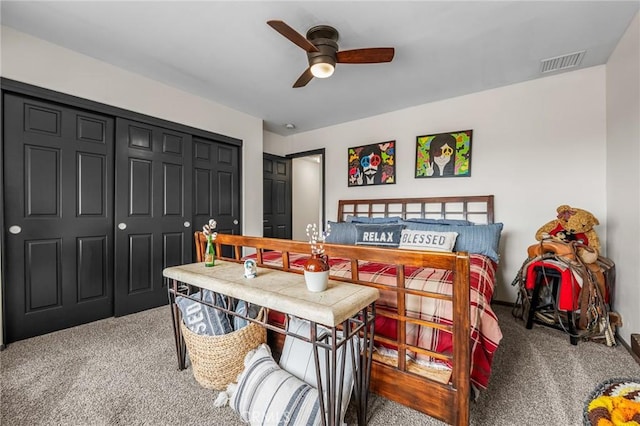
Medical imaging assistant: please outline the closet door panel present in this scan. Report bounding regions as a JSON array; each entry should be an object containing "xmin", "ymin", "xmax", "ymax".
[
  {"xmin": 114, "ymin": 118, "xmax": 192, "ymax": 316},
  {"xmin": 192, "ymin": 138, "xmax": 240, "ymax": 258},
  {"xmin": 3, "ymin": 93, "xmax": 114, "ymax": 343}
]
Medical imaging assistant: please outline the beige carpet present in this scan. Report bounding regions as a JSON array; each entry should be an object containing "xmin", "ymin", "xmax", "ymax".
[{"xmin": 2, "ymin": 304, "xmax": 639, "ymax": 425}]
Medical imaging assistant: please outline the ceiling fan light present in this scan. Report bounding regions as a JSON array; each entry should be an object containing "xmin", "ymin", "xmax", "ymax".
[{"xmin": 310, "ymin": 62, "xmax": 335, "ymax": 78}]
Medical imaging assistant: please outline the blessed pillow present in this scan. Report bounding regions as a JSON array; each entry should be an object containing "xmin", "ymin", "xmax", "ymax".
[
  {"xmin": 400, "ymin": 221, "xmax": 503, "ymax": 262},
  {"xmin": 279, "ymin": 316, "xmax": 355, "ymax": 426},
  {"xmin": 175, "ymin": 290, "xmax": 232, "ymax": 336},
  {"xmin": 398, "ymin": 229, "xmax": 458, "ymax": 252},
  {"xmin": 346, "ymin": 215, "xmax": 402, "ymax": 224},
  {"xmin": 231, "ymin": 344, "xmax": 321, "ymax": 426},
  {"xmin": 324, "ymin": 221, "xmax": 357, "ymax": 245},
  {"xmin": 354, "ymin": 224, "xmax": 404, "ymax": 247}
]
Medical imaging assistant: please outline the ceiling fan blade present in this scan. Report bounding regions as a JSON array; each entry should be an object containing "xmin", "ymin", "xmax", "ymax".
[
  {"xmin": 293, "ymin": 68, "xmax": 314, "ymax": 88},
  {"xmin": 267, "ymin": 20, "xmax": 319, "ymax": 53},
  {"xmin": 336, "ymin": 48, "xmax": 395, "ymax": 64}
]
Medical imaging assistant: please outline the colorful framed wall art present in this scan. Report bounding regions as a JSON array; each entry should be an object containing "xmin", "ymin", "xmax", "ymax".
[
  {"xmin": 348, "ymin": 141, "xmax": 395, "ymax": 186},
  {"xmin": 415, "ymin": 130, "xmax": 472, "ymax": 178}
]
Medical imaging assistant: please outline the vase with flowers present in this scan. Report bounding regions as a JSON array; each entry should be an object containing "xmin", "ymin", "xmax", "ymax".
[
  {"xmin": 304, "ymin": 223, "xmax": 331, "ymax": 292},
  {"xmin": 202, "ymin": 219, "xmax": 218, "ymax": 267}
]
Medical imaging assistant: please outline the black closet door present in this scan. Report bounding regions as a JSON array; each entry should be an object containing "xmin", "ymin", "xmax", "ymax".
[
  {"xmin": 3, "ymin": 94, "xmax": 114, "ymax": 342},
  {"xmin": 263, "ymin": 154, "xmax": 291, "ymax": 239},
  {"xmin": 193, "ymin": 138, "xmax": 241, "ymax": 257},
  {"xmin": 114, "ymin": 118, "xmax": 192, "ymax": 316}
]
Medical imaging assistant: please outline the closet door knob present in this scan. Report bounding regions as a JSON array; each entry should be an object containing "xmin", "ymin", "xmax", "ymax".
[
  {"xmin": 9, "ymin": 225, "xmax": 21, "ymax": 234},
  {"xmin": 184, "ymin": 221, "xmax": 191, "ymax": 228},
  {"xmin": 233, "ymin": 219, "xmax": 239, "ymax": 225},
  {"xmin": 118, "ymin": 223, "xmax": 127, "ymax": 230}
]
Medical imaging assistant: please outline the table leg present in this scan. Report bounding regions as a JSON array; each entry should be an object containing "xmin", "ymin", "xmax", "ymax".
[
  {"xmin": 168, "ymin": 279, "xmax": 186, "ymax": 370},
  {"xmin": 354, "ymin": 304, "xmax": 375, "ymax": 426}
]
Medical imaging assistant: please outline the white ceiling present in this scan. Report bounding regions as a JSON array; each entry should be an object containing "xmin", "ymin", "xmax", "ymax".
[{"xmin": 1, "ymin": 1, "xmax": 638, "ymax": 136}]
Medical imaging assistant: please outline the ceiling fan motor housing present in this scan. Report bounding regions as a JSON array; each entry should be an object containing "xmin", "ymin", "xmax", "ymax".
[
  {"xmin": 306, "ymin": 25, "xmax": 339, "ymax": 71},
  {"xmin": 307, "ymin": 39, "xmax": 338, "ymax": 70}
]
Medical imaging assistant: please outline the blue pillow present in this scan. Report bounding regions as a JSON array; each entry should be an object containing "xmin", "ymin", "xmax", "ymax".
[
  {"xmin": 175, "ymin": 290, "xmax": 233, "ymax": 336},
  {"xmin": 404, "ymin": 217, "xmax": 473, "ymax": 226},
  {"xmin": 325, "ymin": 221, "xmax": 357, "ymax": 245},
  {"xmin": 232, "ymin": 300, "xmax": 262, "ymax": 331},
  {"xmin": 354, "ymin": 224, "xmax": 405, "ymax": 247},
  {"xmin": 346, "ymin": 215, "xmax": 402, "ymax": 224},
  {"xmin": 400, "ymin": 221, "xmax": 503, "ymax": 262}
]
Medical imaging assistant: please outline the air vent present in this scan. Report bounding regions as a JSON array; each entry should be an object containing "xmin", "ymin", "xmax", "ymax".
[{"xmin": 540, "ymin": 50, "xmax": 585, "ymax": 73}]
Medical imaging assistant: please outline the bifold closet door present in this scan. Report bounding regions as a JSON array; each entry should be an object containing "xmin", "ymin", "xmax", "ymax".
[
  {"xmin": 3, "ymin": 94, "xmax": 114, "ymax": 342},
  {"xmin": 114, "ymin": 118, "xmax": 192, "ymax": 316}
]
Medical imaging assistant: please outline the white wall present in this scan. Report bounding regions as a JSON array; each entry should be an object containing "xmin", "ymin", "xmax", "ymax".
[
  {"xmin": 264, "ymin": 130, "xmax": 291, "ymax": 156},
  {"xmin": 280, "ymin": 67, "xmax": 608, "ymax": 303},
  {"xmin": 606, "ymin": 12, "xmax": 639, "ymax": 347},
  {"xmin": 0, "ymin": 26, "xmax": 264, "ymax": 238},
  {"xmin": 292, "ymin": 157, "xmax": 322, "ymax": 241}
]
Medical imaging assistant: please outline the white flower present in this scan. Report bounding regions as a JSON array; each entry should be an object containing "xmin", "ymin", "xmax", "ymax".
[
  {"xmin": 203, "ymin": 219, "xmax": 218, "ymax": 240},
  {"xmin": 305, "ymin": 223, "xmax": 331, "ymax": 255}
]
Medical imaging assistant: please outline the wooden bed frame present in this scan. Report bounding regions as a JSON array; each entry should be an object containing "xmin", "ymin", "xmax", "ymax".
[{"xmin": 198, "ymin": 195, "xmax": 495, "ymax": 426}]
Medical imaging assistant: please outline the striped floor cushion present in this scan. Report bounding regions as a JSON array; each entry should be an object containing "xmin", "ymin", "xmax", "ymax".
[{"xmin": 231, "ymin": 344, "xmax": 321, "ymax": 426}]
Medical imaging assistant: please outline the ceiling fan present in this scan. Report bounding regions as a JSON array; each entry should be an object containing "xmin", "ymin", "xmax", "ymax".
[{"xmin": 267, "ymin": 20, "xmax": 395, "ymax": 88}]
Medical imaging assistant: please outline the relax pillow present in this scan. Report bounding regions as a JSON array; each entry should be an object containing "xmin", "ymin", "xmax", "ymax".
[
  {"xmin": 279, "ymin": 316, "xmax": 356, "ymax": 426},
  {"xmin": 324, "ymin": 221, "xmax": 357, "ymax": 245},
  {"xmin": 354, "ymin": 224, "xmax": 404, "ymax": 247},
  {"xmin": 231, "ymin": 343, "xmax": 321, "ymax": 426},
  {"xmin": 398, "ymin": 229, "xmax": 458, "ymax": 252},
  {"xmin": 346, "ymin": 215, "xmax": 402, "ymax": 224},
  {"xmin": 400, "ymin": 221, "xmax": 503, "ymax": 262},
  {"xmin": 175, "ymin": 290, "xmax": 233, "ymax": 336}
]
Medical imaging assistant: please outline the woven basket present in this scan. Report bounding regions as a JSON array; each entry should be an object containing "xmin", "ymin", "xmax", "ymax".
[{"xmin": 180, "ymin": 308, "xmax": 266, "ymax": 390}]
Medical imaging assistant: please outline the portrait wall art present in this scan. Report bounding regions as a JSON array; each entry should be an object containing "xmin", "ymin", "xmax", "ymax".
[
  {"xmin": 348, "ymin": 141, "xmax": 395, "ymax": 187},
  {"xmin": 415, "ymin": 130, "xmax": 472, "ymax": 178}
]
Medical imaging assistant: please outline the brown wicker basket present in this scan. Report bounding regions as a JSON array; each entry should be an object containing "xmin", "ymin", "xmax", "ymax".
[{"xmin": 180, "ymin": 308, "xmax": 266, "ymax": 390}]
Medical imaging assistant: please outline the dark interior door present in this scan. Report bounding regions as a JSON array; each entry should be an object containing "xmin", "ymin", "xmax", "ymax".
[
  {"xmin": 3, "ymin": 93, "xmax": 114, "ymax": 342},
  {"xmin": 263, "ymin": 154, "xmax": 291, "ymax": 239},
  {"xmin": 193, "ymin": 138, "xmax": 241, "ymax": 258},
  {"xmin": 114, "ymin": 118, "xmax": 192, "ymax": 316}
]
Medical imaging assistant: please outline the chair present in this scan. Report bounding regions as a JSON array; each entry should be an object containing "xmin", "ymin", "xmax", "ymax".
[{"xmin": 194, "ymin": 231, "xmax": 207, "ymax": 263}]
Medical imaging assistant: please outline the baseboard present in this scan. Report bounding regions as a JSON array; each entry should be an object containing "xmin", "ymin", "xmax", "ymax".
[{"xmin": 632, "ymin": 334, "xmax": 640, "ymax": 359}]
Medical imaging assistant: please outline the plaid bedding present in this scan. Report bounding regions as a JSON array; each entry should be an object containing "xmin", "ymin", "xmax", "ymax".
[{"xmin": 256, "ymin": 251, "xmax": 502, "ymax": 389}]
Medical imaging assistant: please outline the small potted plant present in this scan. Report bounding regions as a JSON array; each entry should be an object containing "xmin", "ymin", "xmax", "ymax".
[{"xmin": 303, "ymin": 223, "xmax": 331, "ymax": 292}]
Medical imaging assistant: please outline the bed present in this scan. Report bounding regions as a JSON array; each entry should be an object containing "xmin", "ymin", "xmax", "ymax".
[{"xmin": 204, "ymin": 195, "xmax": 503, "ymax": 426}]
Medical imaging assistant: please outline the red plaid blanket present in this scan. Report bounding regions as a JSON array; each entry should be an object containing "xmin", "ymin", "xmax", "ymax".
[{"xmin": 256, "ymin": 251, "xmax": 502, "ymax": 389}]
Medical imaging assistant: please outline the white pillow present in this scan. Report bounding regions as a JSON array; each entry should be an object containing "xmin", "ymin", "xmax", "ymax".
[
  {"xmin": 398, "ymin": 229, "xmax": 458, "ymax": 252},
  {"xmin": 279, "ymin": 316, "xmax": 357, "ymax": 426},
  {"xmin": 231, "ymin": 344, "xmax": 321, "ymax": 426}
]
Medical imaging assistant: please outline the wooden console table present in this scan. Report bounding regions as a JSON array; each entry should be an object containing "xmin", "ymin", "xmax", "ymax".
[{"xmin": 163, "ymin": 260, "xmax": 379, "ymax": 426}]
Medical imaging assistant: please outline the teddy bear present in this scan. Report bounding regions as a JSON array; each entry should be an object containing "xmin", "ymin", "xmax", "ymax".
[{"xmin": 535, "ymin": 204, "xmax": 601, "ymax": 263}]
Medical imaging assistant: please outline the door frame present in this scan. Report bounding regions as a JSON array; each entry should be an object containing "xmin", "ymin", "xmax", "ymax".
[
  {"xmin": 1, "ymin": 78, "xmax": 243, "ymax": 343},
  {"xmin": 287, "ymin": 148, "xmax": 326, "ymax": 231}
]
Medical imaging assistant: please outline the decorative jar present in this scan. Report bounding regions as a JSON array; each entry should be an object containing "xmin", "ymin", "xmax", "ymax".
[{"xmin": 304, "ymin": 253, "xmax": 329, "ymax": 292}]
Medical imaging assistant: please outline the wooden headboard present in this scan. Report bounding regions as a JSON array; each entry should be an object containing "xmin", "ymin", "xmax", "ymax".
[{"xmin": 337, "ymin": 195, "xmax": 494, "ymax": 224}]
